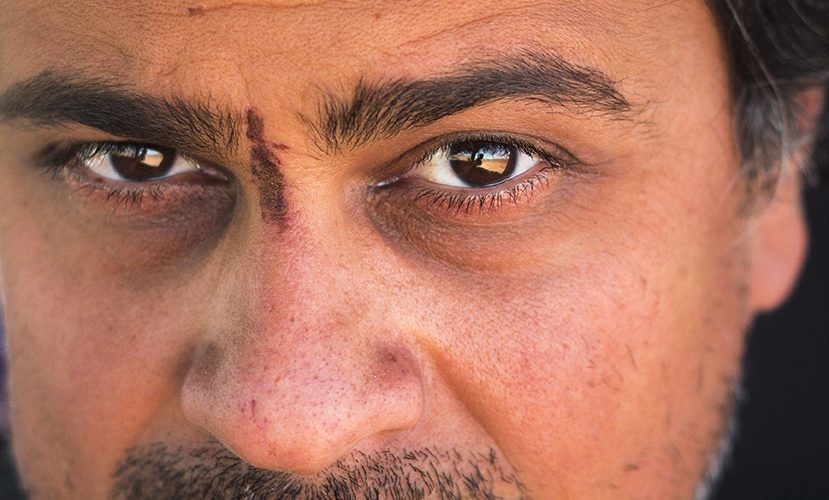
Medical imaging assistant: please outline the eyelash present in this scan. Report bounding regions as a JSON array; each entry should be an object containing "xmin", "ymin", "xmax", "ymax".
[
  {"xmin": 383, "ymin": 132, "xmax": 574, "ymax": 215},
  {"xmin": 411, "ymin": 133, "xmax": 565, "ymax": 169},
  {"xmin": 404, "ymin": 170, "xmax": 555, "ymax": 214},
  {"xmin": 38, "ymin": 133, "xmax": 573, "ymax": 214},
  {"xmin": 40, "ymin": 142, "xmax": 176, "ymax": 210}
]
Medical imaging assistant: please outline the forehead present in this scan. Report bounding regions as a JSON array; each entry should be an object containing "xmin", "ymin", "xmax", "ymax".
[{"xmin": 0, "ymin": 1, "xmax": 721, "ymax": 100}]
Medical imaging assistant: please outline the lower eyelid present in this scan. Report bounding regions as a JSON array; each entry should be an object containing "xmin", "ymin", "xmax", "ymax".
[
  {"xmin": 56, "ymin": 180, "xmax": 238, "ymax": 270},
  {"xmin": 374, "ymin": 166, "xmax": 559, "ymax": 219},
  {"xmin": 366, "ymin": 165, "xmax": 579, "ymax": 271},
  {"xmin": 59, "ymin": 158, "xmax": 235, "ymax": 219}
]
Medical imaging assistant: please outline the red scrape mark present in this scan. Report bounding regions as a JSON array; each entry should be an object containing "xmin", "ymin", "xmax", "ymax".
[{"xmin": 246, "ymin": 108, "xmax": 289, "ymax": 223}]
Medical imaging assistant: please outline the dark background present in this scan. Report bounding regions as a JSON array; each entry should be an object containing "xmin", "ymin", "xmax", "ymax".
[
  {"xmin": 0, "ymin": 188, "xmax": 826, "ymax": 499},
  {"xmin": 712, "ymin": 185, "xmax": 829, "ymax": 499}
]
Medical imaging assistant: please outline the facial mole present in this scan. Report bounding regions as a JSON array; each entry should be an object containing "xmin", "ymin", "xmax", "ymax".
[
  {"xmin": 245, "ymin": 108, "xmax": 289, "ymax": 224},
  {"xmin": 186, "ymin": 5, "xmax": 206, "ymax": 16}
]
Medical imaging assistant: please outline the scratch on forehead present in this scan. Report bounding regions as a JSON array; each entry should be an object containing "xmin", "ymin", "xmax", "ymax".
[{"xmin": 245, "ymin": 108, "xmax": 289, "ymax": 225}]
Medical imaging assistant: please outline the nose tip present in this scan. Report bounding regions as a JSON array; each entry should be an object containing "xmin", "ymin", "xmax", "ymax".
[{"xmin": 181, "ymin": 339, "xmax": 424, "ymax": 475}]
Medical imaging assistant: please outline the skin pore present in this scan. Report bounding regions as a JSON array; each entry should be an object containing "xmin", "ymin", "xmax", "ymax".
[{"xmin": 0, "ymin": 0, "xmax": 811, "ymax": 498}]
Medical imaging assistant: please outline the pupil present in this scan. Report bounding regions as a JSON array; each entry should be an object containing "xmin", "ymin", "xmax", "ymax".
[
  {"xmin": 109, "ymin": 146, "xmax": 175, "ymax": 181},
  {"xmin": 449, "ymin": 141, "xmax": 517, "ymax": 187}
]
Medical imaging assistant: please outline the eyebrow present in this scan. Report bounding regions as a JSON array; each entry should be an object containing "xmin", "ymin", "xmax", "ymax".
[
  {"xmin": 306, "ymin": 50, "xmax": 637, "ymax": 153},
  {"xmin": 0, "ymin": 70, "xmax": 241, "ymax": 158},
  {"xmin": 0, "ymin": 51, "xmax": 636, "ymax": 158}
]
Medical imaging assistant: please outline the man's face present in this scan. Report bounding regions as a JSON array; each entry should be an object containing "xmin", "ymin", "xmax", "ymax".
[{"xmin": 0, "ymin": 0, "xmax": 808, "ymax": 498}]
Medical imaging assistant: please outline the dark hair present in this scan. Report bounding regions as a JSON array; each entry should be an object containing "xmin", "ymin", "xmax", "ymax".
[{"xmin": 709, "ymin": 0, "xmax": 829, "ymax": 187}]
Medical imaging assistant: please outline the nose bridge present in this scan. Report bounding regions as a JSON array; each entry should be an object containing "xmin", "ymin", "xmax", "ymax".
[{"xmin": 181, "ymin": 227, "xmax": 424, "ymax": 475}]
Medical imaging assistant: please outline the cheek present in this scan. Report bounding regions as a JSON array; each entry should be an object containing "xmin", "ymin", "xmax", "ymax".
[
  {"xmin": 415, "ymin": 194, "xmax": 750, "ymax": 496},
  {"xmin": 1, "ymin": 260, "xmax": 197, "ymax": 496},
  {"xmin": 0, "ymin": 200, "xmax": 225, "ymax": 495}
]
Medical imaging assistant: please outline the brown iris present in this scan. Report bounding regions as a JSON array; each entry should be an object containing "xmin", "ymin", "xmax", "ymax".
[
  {"xmin": 449, "ymin": 141, "xmax": 517, "ymax": 187},
  {"xmin": 108, "ymin": 146, "xmax": 177, "ymax": 181}
]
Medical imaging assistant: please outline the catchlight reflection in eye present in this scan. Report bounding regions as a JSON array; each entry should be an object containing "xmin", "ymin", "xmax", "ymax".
[
  {"xmin": 81, "ymin": 144, "xmax": 201, "ymax": 182},
  {"xmin": 414, "ymin": 140, "xmax": 542, "ymax": 188}
]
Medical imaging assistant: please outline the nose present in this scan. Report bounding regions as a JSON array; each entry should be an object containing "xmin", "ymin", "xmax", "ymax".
[
  {"xmin": 182, "ymin": 312, "xmax": 424, "ymax": 474},
  {"xmin": 180, "ymin": 243, "xmax": 425, "ymax": 474}
]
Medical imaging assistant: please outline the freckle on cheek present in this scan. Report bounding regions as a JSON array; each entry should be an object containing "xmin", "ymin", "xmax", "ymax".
[{"xmin": 245, "ymin": 109, "xmax": 289, "ymax": 224}]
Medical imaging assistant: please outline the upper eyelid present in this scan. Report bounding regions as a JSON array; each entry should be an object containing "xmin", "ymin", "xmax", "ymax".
[
  {"xmin": 42, "ymin": 133, "xmax": 578, "ymax": 181},
  {"xmin": 37, "ymin": 140, "xmax": 157, "ymax": 164},
  {"xmin": 61, "ymin": 141, "xmax": 207, "ymax": 173},
  {"xmin": 35, "ymin": 141, "xmax": 209, "ymax": 184},
  {"xmin": 409, "ymin": 132, "xmax": 578, "ymax": 171},
  {"xmin": 74, "ymin": 142, "xmax": 137, "ymax": 163},
  {"xmin": 75, "ymin": 141, "xmax": 177, "ymax": 159}
]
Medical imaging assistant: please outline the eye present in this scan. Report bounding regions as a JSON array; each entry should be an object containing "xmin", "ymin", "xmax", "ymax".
[
  {"xmin": 411, "ymin": 140, "xmax": 542, "ymax": 188},
  {"xmin": 41, "ymin": 141, "xmax": 233, "ymax": 213},
  {"xmin": 80, "ymin": 143, "xmax": 201, "ymax": 182},
  {"xmin": 371, "ymin": 133, "xmax": 580, "ymax": 219}
]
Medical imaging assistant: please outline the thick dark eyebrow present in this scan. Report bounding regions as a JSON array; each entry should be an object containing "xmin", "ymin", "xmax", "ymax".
[
  {"xmin": 0, "ymin": 70, "xmax": 241, "ymax": 158},
  {"xmin": 306, "ymin": 50, "xmax": 638, "ymax": 153}
]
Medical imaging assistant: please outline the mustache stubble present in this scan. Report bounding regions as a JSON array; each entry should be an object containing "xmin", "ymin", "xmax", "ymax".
[{"xmin": 109, "ymin": 441, "xmax": 529, "ymax": 500}]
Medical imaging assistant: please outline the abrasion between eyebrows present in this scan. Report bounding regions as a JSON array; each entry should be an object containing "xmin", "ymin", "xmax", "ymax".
[{"xmin": 245, "ymin": 108, "xmax": 289, "ymax": 224}]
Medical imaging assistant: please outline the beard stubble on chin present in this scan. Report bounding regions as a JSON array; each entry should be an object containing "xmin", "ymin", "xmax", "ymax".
[{"xmin": 108, "ymin": 442, "xmax": 529, "ymax": 500}]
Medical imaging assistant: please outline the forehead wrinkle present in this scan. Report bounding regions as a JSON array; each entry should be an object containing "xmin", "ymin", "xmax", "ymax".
[
  {"xmin": 392, "ymin": 2, "xmax": 573, "ymax": 52},
  {"xmin": 387, "ymin": 1, "xmax": 634, "ymax": 55},
  {"xmin": 98, "ymin": 0, "xmax": 357, "ymax": 19},
  {"xmin": 184, "ymin": 0, "xmax": 333, "ymax": 12}
]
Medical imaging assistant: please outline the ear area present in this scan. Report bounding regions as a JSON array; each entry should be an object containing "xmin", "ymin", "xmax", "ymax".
[
  {"xmin": 747, "ymin": 165, "xmax": 808, "ymax": 313},
  {"xmin": 747, "ymin": 88, "xmax": 824, "ymax": 312}
]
